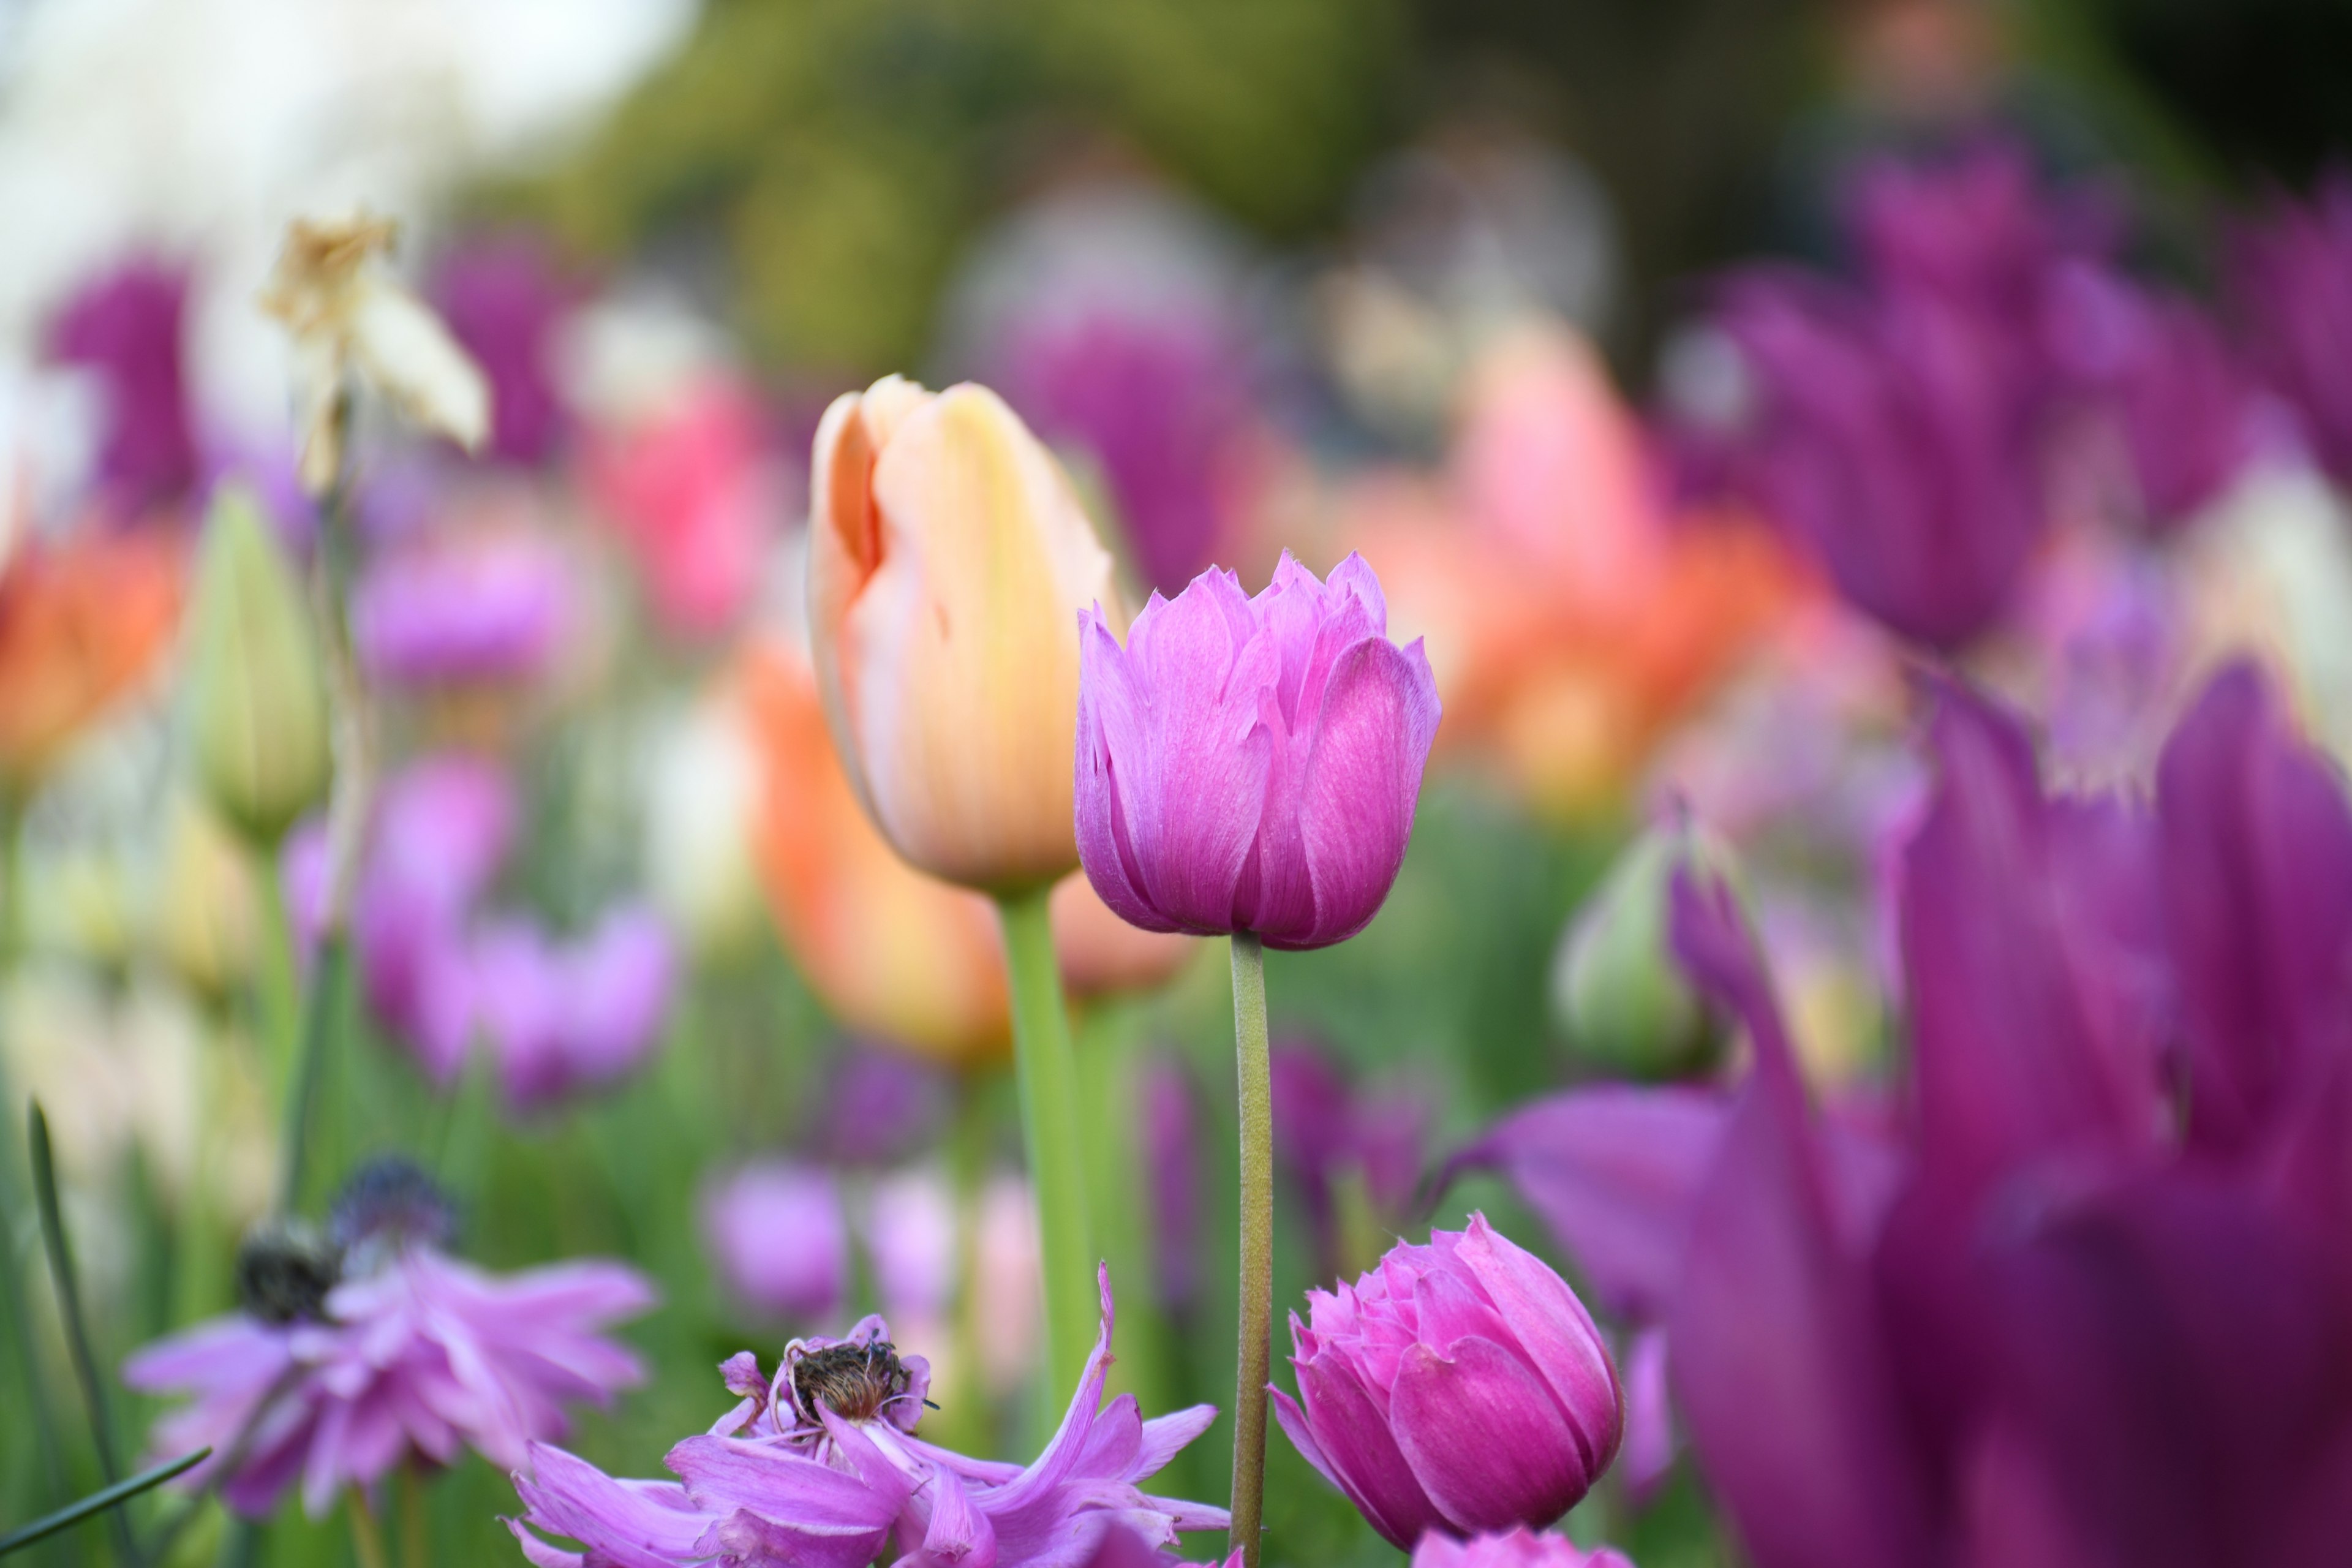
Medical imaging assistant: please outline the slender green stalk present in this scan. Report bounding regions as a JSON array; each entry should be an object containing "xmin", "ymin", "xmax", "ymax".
[
  {"xmin": 992, "ymin": 885, "xmax": 1095, "ymax": 1404},
  {"xmin": 1227, "ymin": 933, "xmax": 1271, "ymax": 1568},
  {"xmin": 276, "ymin": 936, "xmax": 347, "ymax": 1213},
  {"xmin": 0, "ymin": 823, "xmax": 67, "ymax": 1523},
  {"xmin": 346, "ymin": 1491, "xmax": 387, "ymax": 1568},
  {"xmin": 0, "ymin": 1448, "xmax": 208, "ymax": 1558},
  {"xmin": 396, "ymin": 1465, "xmax": 428, "ymax": 1568},
  {"xmin": 249, "ymin": 850, "xmax": 301, "ymax": 1088},
  {"xmin": 27, "ymin": 1106, "xmax": 140, "ymax": 1568}
]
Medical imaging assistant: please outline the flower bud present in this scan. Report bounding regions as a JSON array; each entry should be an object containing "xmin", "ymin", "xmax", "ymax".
[
  {"xmin": 1272, "ymin": 1214, "xmax": 1623, "ymax": 1548},
  {"xmin": 1551, "ymin": 824, "xmax": 1737, "ymax": 1078},
  {"xmin": 152, "ymin": 797, "xmax": 258, "ymax": 1005},
  {"xmin": 809, "ymin": 375, "xmax": 1120, "ymax": 892},
  {"xmin": 186, "ymin": 486, "xmax": 331, "ymax": 847}
]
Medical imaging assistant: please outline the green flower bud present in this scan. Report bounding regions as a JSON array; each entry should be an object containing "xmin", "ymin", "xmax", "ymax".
[
  {"xmin": 1552, "ymin": 823, "xmax": 1740, "ymax": 1077},
  {"xmin": 186, "ymin": 486, "xmax": 331, "ymax": 846}
]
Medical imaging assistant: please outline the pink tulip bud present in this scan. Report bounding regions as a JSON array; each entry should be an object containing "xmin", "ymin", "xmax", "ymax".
[{"xmin": 1272, "ymin": 1215, "xmax": 1623, "ymax": 1548}]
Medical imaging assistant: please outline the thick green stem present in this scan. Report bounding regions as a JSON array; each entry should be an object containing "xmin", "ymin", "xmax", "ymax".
[
  {"xmin": 1227, "ymin": 933, "xmax": 1271, "ymax": 1568},
  {"xmin": 992, "ymin": 886, "xmax": 1095, "ymax": 1405}
]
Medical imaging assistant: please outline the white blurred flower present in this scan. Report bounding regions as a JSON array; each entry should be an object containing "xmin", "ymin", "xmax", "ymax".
[
  {"xmin": 258, "ymin": 213, "xmax": 488, "ymax": 494},
  {"xmin": 2182, "ymin": 461, "xmax": 2352, "ymax": 766},
  {"xmin": 642, "ymin": 682, "xmax": 764, "ymax": 962}
]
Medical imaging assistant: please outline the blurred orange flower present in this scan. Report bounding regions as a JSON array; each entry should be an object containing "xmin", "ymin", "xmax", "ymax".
[
  {"xmin": 0, "ymin": 529, "xmax": 181, "ymax": 797},
  {"xmin": 1342, "ymin": 319, "xmax": 1800, "ymax": 818},
  {"xmin": 737, "ymin": 639, "xmax": 1189, "ymax": 1069}
]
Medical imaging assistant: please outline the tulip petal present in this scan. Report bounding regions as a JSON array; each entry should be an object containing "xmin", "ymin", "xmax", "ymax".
[
  {"xmin": 2158, "ymin": 661, "xmax": 2352, "ymax": 1155},
  {"xmin": 1294, "ymin": 1351, "xmax": 1448, "ymax": 1549},
  {"xmin": 1902, "ymin": 680, "xmax": 2163, "ymax": 1194},
  {"xmin": 1443, "ymin": 1085, "xmax": 1728, "ymax": 1322},
  {"xmin": 836, "ymin": 382, "xmax": 1115, "ymax": 888},
  {"xmin": 1264, "ymin": 635, "xmax": 1438, "ymax": 949},
  {"xmin": 1452, "ymin": 1217, "xmax": 1623, "ymax": 1474},
  {"xmin": 1390, "ymin": 1336, "xmax": 1590, "ymax": 1533},
  {"xmin": 1075, "ymin": 606, "xmax": 1181, "ymax": 933}
]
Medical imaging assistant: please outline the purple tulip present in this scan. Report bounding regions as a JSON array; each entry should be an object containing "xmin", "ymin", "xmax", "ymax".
[
  {"xmin": 1706, "ymin": 271, "xmax": 2050, "ymax": 648},
  {"xmin": 2044, "ymin": 261, "xmax": 2261, "ymax": 526},
  {"xmin": 1412, "ymin": 1529, "xmax": 1635, "ymax": 1568},
  {"xmin": 1270, "ymin": 1038, "xmax": 1430, "ymax": 1276},
  {"xmin": 1075, "ymin": 552, "xmax": 1440, "ymax": 949},
  {"xmin": 700, "ymin": 1160, "xmax": 849, "ymax": 1322},
  {"xmin": 125, "ymin": 1159, "xmax": 650, "ymax": 1519},
  {"xmin": 1001, "ymin": 311, "xmax": 1252, "ymax": 594},
  {"xmin": 351, "ymin": 530, "xmax": 577, "ymax": 689},
  {"xmin": 45, "ymin": 258, "xmax": 198, "ymax": 505},
  {"xmin": 1269, "ymin": 1215, "xmax": 1624, "ymax": 1549},
  {"xmin": 429, "ymin": 235, "xmax": 577, "ymax": 464},
  {"xmin": 1141, "ymin": 1057, "xmax": 1204, "ymax": 1317},
  {"xmin": 2228, "ymin": 176, "xmax": 2352, "ymax": 486},
  {"xmin": 805, "ymin": 1047, "xmax": 949, "ymax": 1167},
  {"xmin": 510, "ymin": 1267, "xmax": 1229, "ymax": 1568}
]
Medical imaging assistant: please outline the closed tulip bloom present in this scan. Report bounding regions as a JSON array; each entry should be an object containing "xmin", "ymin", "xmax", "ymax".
[
  {"xmin": 1076, "ymin": 553, "xmax": 1440, "ymax": 950},
  {"xmin": 810, "ymin": 375, "xmax": 1120, "ymax": 892},
  {"xmin": 1271, "ymin": 1215, "xmax": 1623, "ymax": 1548},
  {"xmin": 186, "ymin": 486, "xmax": 331, "ymax": 846},
  {"xmin": 1414, "ymin": 1529, "xmax": 1635, "ymax": 1568}
]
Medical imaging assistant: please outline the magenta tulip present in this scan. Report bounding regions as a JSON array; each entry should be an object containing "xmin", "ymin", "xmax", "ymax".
[
  {"xmin": 1270, "ymin": 1215, "xmax": 1623, "ymax": 1548},
  {"xmin": 1074, "ymin": 552, "xmax": 1439, "ymax": 950}
]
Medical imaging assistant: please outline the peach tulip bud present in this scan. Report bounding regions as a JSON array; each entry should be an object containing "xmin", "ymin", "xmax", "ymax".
[{"xmin": 810, "ymin": 375, "xmax": 1119, "ymax": 893}]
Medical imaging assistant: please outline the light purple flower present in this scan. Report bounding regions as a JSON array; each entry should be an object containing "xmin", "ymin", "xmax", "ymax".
[
  {"xmin": 469, "ymin": 905, "xmax": 677, "ymax": 1111},
  {"xmin": 352, "ymin": 530, "xmax": 577, "ymax": 688},
  {"xmin": 701, "ymin": 1161, "xmax": 848, "ymax": 1324},
  {"xmin": 1412, "ymin": 1528, "xmax": 1635, "ymax": 1568},
  {"xmin": 1270, "ymin": 1215, "xmax": 1623, "ymax": 1550},
  {"xmin": 285, "ymin": 756, "xmax": 674, "ymax": 1107},
  {"xmin": 510, "ymin": 1267, "xmax": 1229, "ymax": 1568},
  {"xmin": 1075, "ymin": 552, "xmax": 1440, "ymax": 951},
  {"xmin": 44, "ymin": 258, "xmax": 197, "ymax": 505},
  {"xmin": 430, "ymin": 235, "xmax": 577, "ymax": 465},
  {"xmin": 124, "ymin": 1160, "xmax": 651, "ymax": 1519},
  {"xmin": 805, "ymin": 1047, "xmax": 948, "ymax": 1167}
]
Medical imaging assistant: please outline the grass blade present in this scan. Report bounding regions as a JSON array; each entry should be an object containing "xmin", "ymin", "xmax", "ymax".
[
  {"xmin": 28, "ymin": 1104, "xmax": 140, "ymax": 1567},
  {"xmin": 0, "ymin": 1449, "xmax": 208, "ymax": 1558}
]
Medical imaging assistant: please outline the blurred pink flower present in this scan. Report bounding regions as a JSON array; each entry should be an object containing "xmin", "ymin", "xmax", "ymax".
[
  {"xmin": 1412, "ymin": 1528, "xmax": 1635, "ymax": 1568},
  {"xmin": 582, "ymin": 374, "xmax": 781, "ymax": 639},
  {"xmin": 430, "ymin": 235, "xmax": 578, "ymax": 466},
  {"xmin": 351, "ymin": 529, "xmax": 577, "ymax": 689},
  {"xmin": 44, "ymin": 258, "xmax": 197, "ymax": 507}
]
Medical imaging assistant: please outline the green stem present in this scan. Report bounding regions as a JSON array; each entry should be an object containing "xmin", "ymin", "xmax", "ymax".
[
  {"xmin": 277, "ymin": 934, "xmax": 347, "ymax": 1214},
  {"xmin": 346, "ymin": 1490, "xmax": 386, "ymax": 1568},
  {"xmin": 1227, "ymin": 933, "xmax": 1271, "ymax": 1568},
  {"xmin": 992, "ymin": 886, "xmax": 1095, "ymax": 1406},
  {"xmin": 249, "ymin": 848, "xmax": 300, "ymax": 1093}
]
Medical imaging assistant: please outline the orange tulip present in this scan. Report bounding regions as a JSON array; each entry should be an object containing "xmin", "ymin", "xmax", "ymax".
[
  {"xmin": 0, "ymin": 529, "xmax": 181, "ymax": 797},
  {"xmin": 809, "ymin": 377, "xmax": 1120, "ymax": 894},
  {"xmin": 1343, "ymin": 318, "xmax": 1801, "ymax": 817},
  {"xmin": 741, "ymin": 641, "xmax": 1008, "ymax": 1066},
  {"xmin": 738, "ymin": 639, "xmax": 1191, "ymax": 1068}
]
